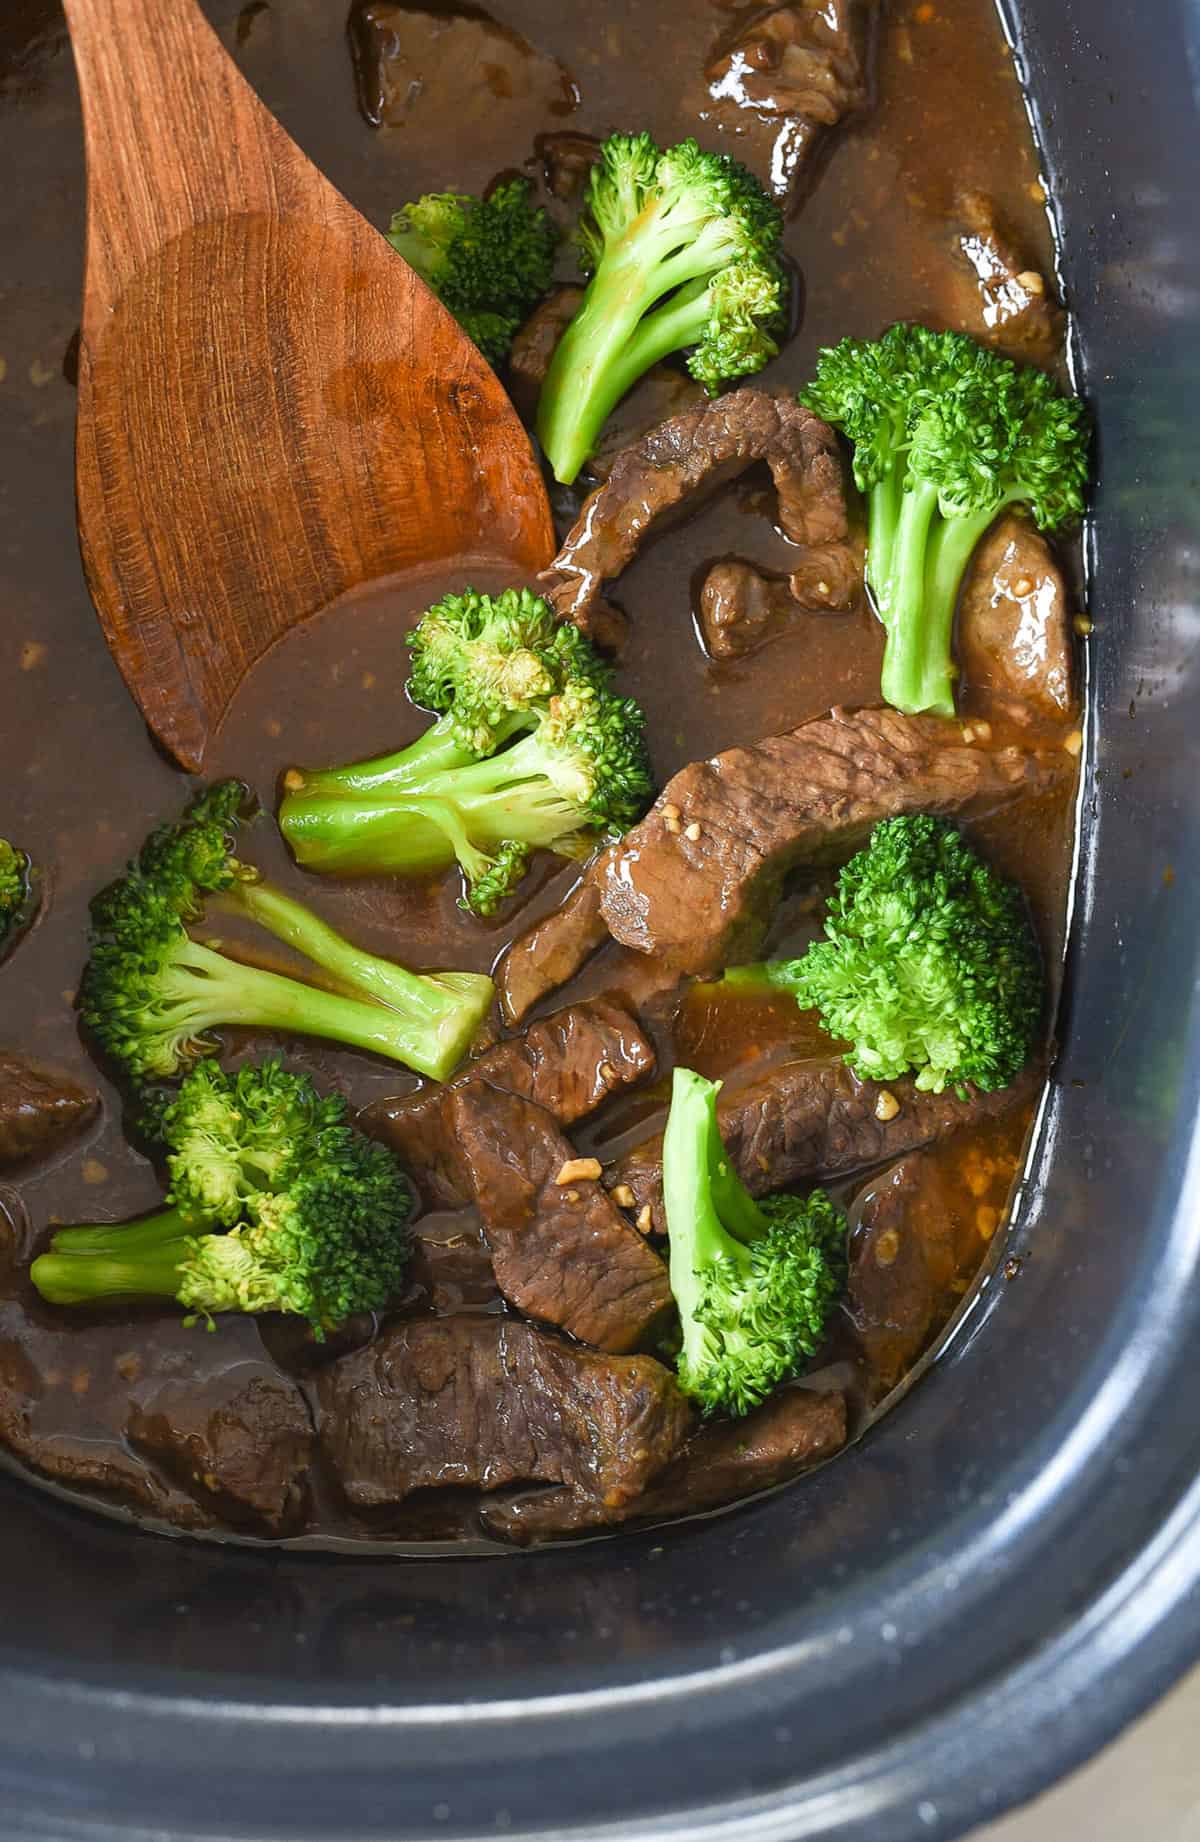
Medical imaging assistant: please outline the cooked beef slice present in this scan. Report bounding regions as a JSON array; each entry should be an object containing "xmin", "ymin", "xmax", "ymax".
[
  {"xmin": 704, "ymin": 0, "xmax": 877, "ymax": 203},
  {"xmin": 542, "ymin": 391, "xmax": 848, "ymax": 631},
  {"xmin": 0, "ymin": 1049, "xmax": 97, "ymax": 1170},
  {"xmin": 957, "ymin": 518, "xmax": 1076, "ymax": 723},
  {"xmin": 608, "ymin": 1057, "xmax": 1040, "ymax": 1234},
  {"xmin": 450, "ymin": 1079, "xmax": 672, "ymax": 1352},
  {"xmin": 508, "ymin": 284, "xmax": 585, "ymax": 422},
  {"xmin": 363, "ymin": 997, "xmax": 654, "ymax": 1206},
  {"xmin": 698, "ymin": 551, "xmax": 860, "ymax": 660},
  {"xmin": 348, "ymin": 3, "xmax": 577, "ymax": 150},
  {"xmin": 948, "ymin": 191, "xmax": 1064, "ymax": 368},
  {"xmin": 127, "ymin": 1367, "xmax": 314, "ymax": 1532},
  {"xmin": 486, "ymin": 1384, "xmax": 847, "ymax": 1543},
  {"xmin": 844, "ymin": 1155, "xmax": 958, "ymax": 1399},
  {"xmin": 316, "ymin": 1316, "xmax": 691, "ymax": 1511},
  {"xmin": 407, "ymin": 1215, "xmax": 502, "ymax": 1313},
  {"xmin": 535, "ymin": 129, "xmax": 602, "ymax": 198},
  {"xmin": 496, "ymin": 881, "xmax": 611, "ymax": 1024},
  {"xmin": 593, "ymin": 706, "xmax": 1063, "ymax": 974}
]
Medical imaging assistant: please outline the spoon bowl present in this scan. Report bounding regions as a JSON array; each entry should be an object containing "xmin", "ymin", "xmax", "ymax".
[{"xmin": 64, "ymin": 0, "xmax": 555, "ymax": 771}]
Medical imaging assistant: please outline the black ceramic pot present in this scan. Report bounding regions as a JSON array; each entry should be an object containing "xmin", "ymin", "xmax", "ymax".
[{"xmin": 1, "ymin": 1, "xmax": 1197, "ymax": 1837}]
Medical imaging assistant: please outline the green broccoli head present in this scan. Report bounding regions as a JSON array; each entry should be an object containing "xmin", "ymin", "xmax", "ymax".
[
  {"xmin": 663, "ymin": 1067, "xmax": 847, "ymax": 1418},
  {"xmin": 759, "ymin": 815, "xmax": 1043, "ymax": 1095},
  {"xmin": 0, "ymin": 837, "xmax": 33, "ymax": 956},
  {"xmin": 279, "ymin": 601, "xmax": 652, "ymax": 918},
  {"xmin": 801, "ymin": 324, "xmax": 1090, "ymax": 716},
  {"xmin": 406, "ymin": 586, "xmax": 609, "ymax": 756},
  {"xmin": 140, "ymin": 1058, "xmax": 347, "ymax": 1229},
  {"xmin": 386, "ymin": 178, "xmax": 559, "ymax": 364},
  {"xmin": 538, "ymin": 133, "xmax": 786, "ymax": 483},
  {"xmin": 32, "ymin": 1061, "xmax": 415, "ymax": 1336}
]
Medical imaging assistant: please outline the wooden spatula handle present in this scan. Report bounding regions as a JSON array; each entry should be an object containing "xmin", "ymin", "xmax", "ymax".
[{"xmin": 63, "ymin": 0, "xmax": 282, "ymax": 319}]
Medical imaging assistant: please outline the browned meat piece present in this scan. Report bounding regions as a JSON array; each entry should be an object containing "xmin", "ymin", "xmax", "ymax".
[
  {"xmin": 496, "ymin": 881, "xmax": 610, "ymax": 1024},
  {"xmin": 705, "ymin": 0, "xmax": 877, "ymax": 203},
  {"xmin": 0, "ymin": 1049, "xmax": 97, "ymax": 1170},
  {"xmin": 608, "ymin": 1057, "xmax": 1040, "ymax": 1235},
  {"xmin": 486, "ymin": 1384, "xmax": 846, "ymax": 1543},
  {"xmin": 406, "ymin": 1216, "xmax": 502, "ymax": 1314},
  {"xmin": 698, "ymin": 549, "xmax": 860, "ymax": 659},
  {"xmin": 363, "ymin": 997, "xmax": 654, "ymax": 1207},
  {"xmin": 948, "ymin": 191, "xmax": 1064, "ymax": 368},
  {"xmin": 535, "ymin": 129, "xmax": 602, "ymax": 198},
  {"xmin": 542, "ymin": 391, "xmax": 849, "ymax": 631},
  {"xmin": 957, "ymin": 518, "xmax": 1076, "ymax": 723},
  {"xmin": 348, "ymin": 3, "xmax": 578, "ymax": 154},
  {"xmin": 593, "ymin": 706, "xmax": 1064, "ymax": 974},
  {"xmin": 508, "ymin": 285, "xmax": 584, "ymax": 422},
  {"xmin": 844, "ymin": 1155, "xmax": 961, "ymax": 1398},
  {"xmin": 315, "ymin": 1316, "xmax": 691, "ymax": 1511},
  {"xmin": 451, "ymin": 1079, "xmax": 672, "ymax": 1352},
  {"xmin": 127, "ymin": 1370, "xmax": 314, "ymax": 1533}
]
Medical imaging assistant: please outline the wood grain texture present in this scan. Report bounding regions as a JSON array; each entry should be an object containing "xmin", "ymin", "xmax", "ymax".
[{"xmin": 64, "ymin": 0, "xmax": 555, "ymax": 770}]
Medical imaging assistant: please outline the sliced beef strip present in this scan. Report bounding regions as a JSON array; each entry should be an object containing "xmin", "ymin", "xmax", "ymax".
[
  {"xmin": 315, "ymin": 1316, "xmax": 692, "ymax": 1512},
  {"xmin": 348, "ymin": 3, "xmax": 577, "ymax": 146},
  {"xmin": 844, "ymin": 1155, "xmax": 958, "ymax": 1399},
  {"xmin": 607, "ymin": 1056, "xmax": 1041, "ymax": 1235},
  {"xmin": 593, "ymin": 706, "xmax": 1065, "ymax": 975},
  {"xmin": 508, "ymin": 284, "xmax": 584, "ymax": 423},
  {"xmin": 126, "ymin": 1366, "xmax": 314, "ymax": 1533},
  {"xmin": 496, "ymin": 881, "xmax": 610, "ymax": 1025},
  {"xmin": 486, "ymin": 1384, "xmax": 846, "ymax": 1543},
  {"xmin": 698, "ymin": 550, "xmax": 860, "ymax": 660},
  {"xmin": 704, "ymin": 0, "xmax": 877, "ymax": 204},
  {"xmin": 948, "ymin": 191, "xmax": 1065, "ymax": 369},
  {"xmin": 957, "ymin": 518, "xmax": 1076, "ymax": 724},
  {"xmin": 362, "ymin": 997, "xmax": 654, "ymax": 1207},
  {"xmin": 542, "ymin": 391, "xmax": 849, "ymax": 632},
  {"xmin": 0, "ymin": 1049, "xmax": 97, "ymax": 1170},
  {"xmin": 450, "ymin": 1079, "xmax": 672, "ymax": 1353}
]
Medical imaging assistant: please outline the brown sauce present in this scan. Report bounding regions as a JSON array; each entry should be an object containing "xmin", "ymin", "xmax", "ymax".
[{"xmin": 0, "ymin": 0, "xmax": 1076, "ymax": 1546}]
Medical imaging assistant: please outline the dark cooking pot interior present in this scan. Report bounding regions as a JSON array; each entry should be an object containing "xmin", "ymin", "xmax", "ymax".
[{"xmin": 0, "ymin": 0, "xmax": 1197, "ymax": 1838}]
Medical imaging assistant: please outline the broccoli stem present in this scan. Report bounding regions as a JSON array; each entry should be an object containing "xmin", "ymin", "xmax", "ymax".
[
  {"xmin": 281, "ymin": 741, "xmax": 590, "ymax": 877},
  {"xmin": 663, "ymin": 1070, "xmax": 758, "ymax": 1351},
  {"xmin": 31, "ymin": 1236, "xmax": 193, "ymax": 1306},
  {"xmin": 288, "ymin": 711, "xmax": 524, "ymax": 804},
  {"xmin": 875, "ymin": 478, "xmax": 956, "ymax": 717},
  {"xmin": 537, "ymin": 213, "xmax": 733, "ymax": 484},
  {"xmin": 47, "ymin": 1205, "xmax": 194, "ymax": 1257},
  {"xmin": 167, "ymin": 937, "xmax": 482, "ymax": 1083}
]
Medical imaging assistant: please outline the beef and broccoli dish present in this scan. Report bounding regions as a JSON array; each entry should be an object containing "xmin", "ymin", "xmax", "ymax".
[{"xmin": 0, "ymin": 0, "xmax": 1088, "ymax": 1548}]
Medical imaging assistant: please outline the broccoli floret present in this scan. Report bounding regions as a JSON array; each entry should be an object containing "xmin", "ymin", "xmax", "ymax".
[
  {"xmin": 729, "ymin": 815, "xmax": 1043, "ymax": 1095},
  {"xmin": 537, "ymin": 133, "xmax": 786, "ymax": 483},
  {"xmin": 663, "ymin": 1067, "xmax": 846, "ymax": 1418},
  {"xmin": 386, "ymin": 179, "xmax": 559, "ymax": 365},
  {"xmin": 31, "ymin": 1060, "xmax": 413, "ymax": 1334},
  {"xmin": 284, "ymin": 588, "xmax": 607, "ymax": 804},
  {"xmin": 0, "ymin": 837, "xmax": 33, "ymax": 958},
  {"xmin": 80, "ymin": 781, "xmax": 493, "ymax": 1086},
  {"xmin": 279, "ymin": 590, "xmax": 652, "ymax": 917},
  {"xmin": 801, "ymin": 323, "xmax": 1090, "ymax": 716}
]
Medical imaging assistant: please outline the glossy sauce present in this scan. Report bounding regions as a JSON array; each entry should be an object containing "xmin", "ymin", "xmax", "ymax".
[{"xmin": 0, "ymin": 0, "xmax": 1074, "ymax": 1544}]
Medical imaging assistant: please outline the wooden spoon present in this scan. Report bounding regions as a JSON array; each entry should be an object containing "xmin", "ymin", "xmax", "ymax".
[{"xmin": 62, "ymin": 0, "xmax": 555, "ymax": 772}]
